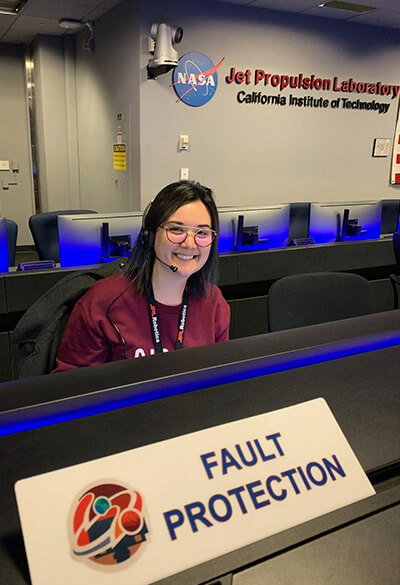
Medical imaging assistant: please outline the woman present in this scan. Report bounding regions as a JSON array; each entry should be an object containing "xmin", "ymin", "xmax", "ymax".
[{"xmin": 53, "ymin": 181, "xmax": 230, "ymax": 371}]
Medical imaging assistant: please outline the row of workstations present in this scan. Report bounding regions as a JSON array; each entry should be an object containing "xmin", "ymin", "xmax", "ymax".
[
  {"xmin": 0, "ymin": 237, "xmax": 397, "ymax": 382},
  {"xmin": 0, "ymin": 309, "xmax": 399, "ymax": 584},
  {"xmin": 43, "ymin": 200, "xmax": 400, "ymax": 268},
  {"xmin": 1, "ymin": 199, "xmax": 399, "ymax": 271}
]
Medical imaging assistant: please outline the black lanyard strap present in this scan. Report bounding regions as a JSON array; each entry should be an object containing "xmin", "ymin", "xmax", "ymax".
[{"xmin": 147, "ymin": 288, "xmax": 189, "ymax": 354}]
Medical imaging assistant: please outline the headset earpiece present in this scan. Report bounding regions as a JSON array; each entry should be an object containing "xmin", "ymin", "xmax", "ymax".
[
  {"xmin": 139, "ymin": 229, "xmax": 154, "ymax": 248},
  {"xmin": 140, "ymin": 229, "xmax": 149, "ymax": 246},
  {"xmin": 141, "ymin": 201, "xmax": 154, "ymax": 248}
]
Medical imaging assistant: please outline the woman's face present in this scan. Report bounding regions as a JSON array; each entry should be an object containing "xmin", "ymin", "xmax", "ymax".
[{"xmin": 154, "ymin": 200, "xmax": 213, "ymax": 280}]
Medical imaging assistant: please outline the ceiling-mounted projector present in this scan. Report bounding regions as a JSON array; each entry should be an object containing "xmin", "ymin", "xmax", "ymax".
[{"xmin": 147, "ymin": 22, "xmax": 183, "ymax": 79}]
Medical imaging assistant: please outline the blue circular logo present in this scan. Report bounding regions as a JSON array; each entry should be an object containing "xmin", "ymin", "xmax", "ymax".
[{"xmin": 172, "ymin": 52, "xmax": 223, "ymax": 107}]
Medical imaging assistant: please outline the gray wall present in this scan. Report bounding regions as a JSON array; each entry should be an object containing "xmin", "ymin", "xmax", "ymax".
[
  {"xmin": 74, "ymin": 0, "xmax": 141, "ymax": 212},
  {"xmin": 33, "ymin": 35, "xmax": 81, "ymax": 213},
  {"xmin": 1, "ymin": 0, "xmax": 400, "ymax": 244},
  {"xmin": 138, "ymin": 0, "xmax": 400, "ymax": 206},
  {"xmin": 0, "ymin": 44, "xmax": 34, "ymax": 245}
]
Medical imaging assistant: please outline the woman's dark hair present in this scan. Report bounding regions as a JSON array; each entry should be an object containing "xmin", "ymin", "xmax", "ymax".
[{"xmin": 124, "ymin": 180, "xmax": 219, "ymax": 297}]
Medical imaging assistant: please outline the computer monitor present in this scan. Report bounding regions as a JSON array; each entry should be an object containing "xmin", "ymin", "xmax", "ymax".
[
  {"xmin": 217, "ymin": 205, "xmax": 290, "ymax": 253},
  {"xmin": 58, "ymin": 212, "xmax": 143, "ymax": 268},
  {"xmin": 308, "ymin": 201, "xmax": 382, "ymax": 244},
  {"xmin": 0, "ymin": 218, "xmax": 8, "ymax": 273},
  {"xmin": 380, "ymin": 199, "xmax": 400, "ymax": 235}
]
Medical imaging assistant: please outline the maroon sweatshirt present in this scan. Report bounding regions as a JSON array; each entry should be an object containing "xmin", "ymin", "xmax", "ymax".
[{"xmin": 53, "ymin": 274, "xmax": 230, "ymax": 371}]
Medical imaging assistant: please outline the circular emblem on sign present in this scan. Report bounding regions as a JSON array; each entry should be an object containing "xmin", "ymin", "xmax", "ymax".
[
  {"xmin": 70, "ymin": 483, "xmax": 148, "ymax": 566},
  {"xmin": 172, "ymin": 52, "xmax": 223, "ymax": 107}
]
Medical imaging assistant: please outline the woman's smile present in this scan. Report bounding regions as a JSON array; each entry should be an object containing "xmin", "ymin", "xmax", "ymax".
[{"xmin": 174, "ymin": 253, "xmax": 198, "ymax": 260}]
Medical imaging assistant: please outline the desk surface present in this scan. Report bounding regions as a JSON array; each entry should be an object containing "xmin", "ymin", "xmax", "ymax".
[
  {"xmin": 0, "ymin": 311, "xmax": 399, "ymax": 584},
  {"xmin": 1, "ymin": 309, "xmax": 399, "ymax": 410}
]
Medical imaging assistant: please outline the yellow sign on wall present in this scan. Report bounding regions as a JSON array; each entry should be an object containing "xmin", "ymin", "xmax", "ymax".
[{"xmin": 113, "ymin": 143, "xmax": 127, "ymax": 170}]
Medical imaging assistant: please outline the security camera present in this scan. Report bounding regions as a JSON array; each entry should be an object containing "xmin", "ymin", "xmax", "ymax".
[{"xmin": 147, "ymin": 23, "xmax": 183, "ymax": 79}]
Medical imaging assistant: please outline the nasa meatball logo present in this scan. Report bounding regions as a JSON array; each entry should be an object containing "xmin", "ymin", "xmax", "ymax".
[
  {"xmin": 70, "ymin": 482, "xmax": 148, "ymax": 566},
  {"xmin": 172, "ymin": 52, "xmax": 224, "ymax": 106}
]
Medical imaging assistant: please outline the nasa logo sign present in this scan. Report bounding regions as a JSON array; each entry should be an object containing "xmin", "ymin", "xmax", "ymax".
[
  {"xmin": 172, "ymin": 52, "xmax": 224, "ymax": 107},
  {"xmin": 70, "ymin": 482, "xmax": 148, "ymax": 566}
]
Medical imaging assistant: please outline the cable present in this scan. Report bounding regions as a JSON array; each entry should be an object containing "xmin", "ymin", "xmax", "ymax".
[
  {"xmin": 106, "ymin": 279, "xmax": 135, "ymax": 360},
  {"xmin": 83, "ymin": 21, "xmax": 95, "ymax": 52}
]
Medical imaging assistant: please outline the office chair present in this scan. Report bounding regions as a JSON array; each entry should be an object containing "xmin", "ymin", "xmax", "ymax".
[
  {"xmin": 13, "ymin": 258, "xmax": 125, "ymax": 378},
  {"xmin": 267, "ymin": 272, "xmax": 375, "ymax": 332},
  {"xmin": 389, "ymin": 232, "xmax": 400, "ymax": 309},
  {"xmin": 5, "ymin": 218, "xmax": 18, "ymax": 266},
  {"xmin": 29, "ymin": 209, "xmax": 97, "ymax": 262}
]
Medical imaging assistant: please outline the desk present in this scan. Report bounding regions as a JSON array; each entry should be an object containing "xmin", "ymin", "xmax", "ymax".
[
  {"xmin": 0, "ymin": 238, "xmax": 397, "ymax": 381},
  {"xmin": 0, "ymin": 311, "xmax": 399, "ymax": 584}
]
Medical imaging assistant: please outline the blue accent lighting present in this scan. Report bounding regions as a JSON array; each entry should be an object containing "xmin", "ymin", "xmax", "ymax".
[
  {"xmin": 309, "ymin": 201, "xmax": 382, "ymax": 244},
  {"xmin": 0, "ymin": 218, "xmax": 9, "ymax": 273},
  {"xmin": 218, "ymin": 205, "xmax": 290, "ymax": 254},
  {"xmin": 0, "ymin": 330, "xmax": 399, "ymax": 438},
  {"xmin": 58, "ymin": 213, "xmax": 143, "ymax": 268}
]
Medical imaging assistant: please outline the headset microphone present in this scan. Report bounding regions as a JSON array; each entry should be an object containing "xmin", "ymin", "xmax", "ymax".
[{"xmin": 154, "ymin": 254, "xmax": 178, "ymax": 272}]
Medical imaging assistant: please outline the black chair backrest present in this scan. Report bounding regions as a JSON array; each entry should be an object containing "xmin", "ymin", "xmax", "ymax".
[
  {"xmin": 29, "ymin": 210, "xmax": 97, "ymax": 262},
  {"xmin": 5, "ymin": 218, "xmax": 17, "ymax": 266},
  {"xmin": 12, "ymin": 259, "xmax": 125, "ymax": 378},
  {"xmin": 267, "ymin": 272, "xmax": 375, "ymax": 332},
  {"xmin": 393, "ymin": 232, "xmax": 400, "ymax": 267},
  {"xmin": 390, "ymin": 233, "xmax": 400, "ymax": 309}
]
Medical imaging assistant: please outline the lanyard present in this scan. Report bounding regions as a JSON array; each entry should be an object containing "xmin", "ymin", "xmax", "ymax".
[{"xmin": 147, "ymin": 287, "xmax": 189, "ymax": 354}]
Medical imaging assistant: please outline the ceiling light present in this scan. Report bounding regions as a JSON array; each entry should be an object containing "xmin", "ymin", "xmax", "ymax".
[
  {"xmin": 319, "ymin": 1, "xmax": 376, "ymax": 13},
  {"xmin": 59, "ymin": 19, "xmax": 95, "ymax": 53},
  {"xmin": 0, "ymin": 0, "xmax": 27, "ymax": 14},
  {"xmin": 58, "ymin": 19, "xmax": 84, "ymax": 30}
]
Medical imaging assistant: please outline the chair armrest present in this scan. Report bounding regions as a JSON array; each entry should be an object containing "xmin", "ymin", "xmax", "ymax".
[
  {"xmin": 389, "ymin": 274, "xmax": 400, "ymax": 309},
  {"xmin": 390, "ymin": 273, "xmax": 400, "ymax": 286}
]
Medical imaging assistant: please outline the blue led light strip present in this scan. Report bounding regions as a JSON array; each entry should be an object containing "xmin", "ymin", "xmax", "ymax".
[{"xmin": 0, "ymin": 330, "xmax": 399, "ymax": 437}]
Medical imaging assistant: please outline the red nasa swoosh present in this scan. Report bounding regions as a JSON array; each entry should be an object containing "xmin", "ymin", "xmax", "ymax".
[{"xmin": 171, "ymin": 57, "xmax": 225, "ymax": 102}]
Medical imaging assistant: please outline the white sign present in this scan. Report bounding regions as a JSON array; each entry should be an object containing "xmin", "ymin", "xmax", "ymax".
[
  {"xmin": 373, "ymin": 137, "xmax": 391, "ymax": 157},
  {"xmin": 15, "ymin": 398, "xmax": 374, "ymax": 585}
]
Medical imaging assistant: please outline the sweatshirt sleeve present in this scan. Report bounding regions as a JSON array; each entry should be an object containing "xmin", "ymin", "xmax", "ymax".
[
  {"xmin": 215, "ymin": 288, "xmax": 231, "ymax": 342},
  {"xmin": 52, "ymin": 297, "xmax": 110, "ymax": 372}
]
